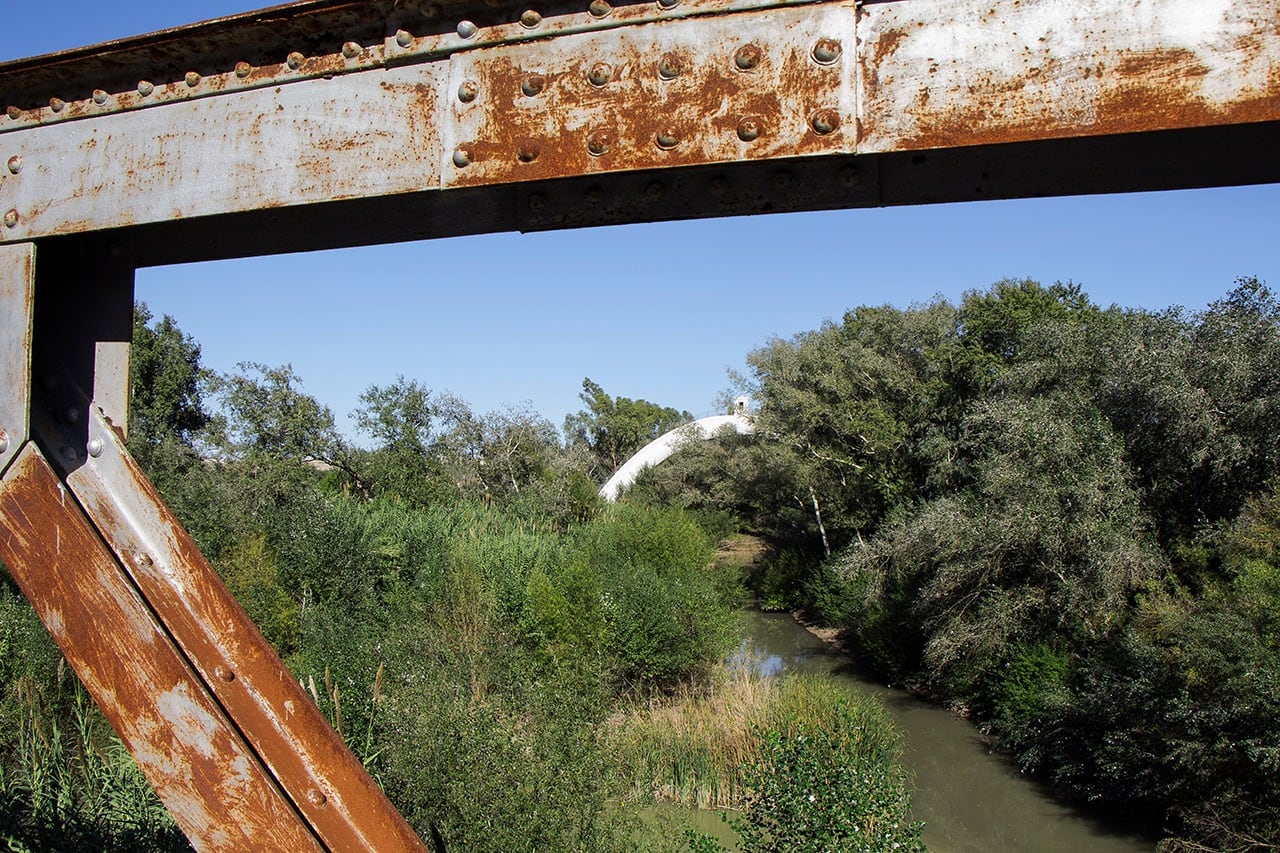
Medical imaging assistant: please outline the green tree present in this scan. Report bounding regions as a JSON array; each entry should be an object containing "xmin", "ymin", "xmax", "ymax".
[
  {"xmin": 128, "ymin": 303, "xmax": 211, "ymax": 475},
  {"xmin": 564, "ymin": 378, "xmax": 691, "ymax": 478}
]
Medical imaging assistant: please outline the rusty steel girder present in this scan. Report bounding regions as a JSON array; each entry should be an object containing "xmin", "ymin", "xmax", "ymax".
[{"xmin": 0, "ymin": 0, "xmax": 1277, "ymax": 850}]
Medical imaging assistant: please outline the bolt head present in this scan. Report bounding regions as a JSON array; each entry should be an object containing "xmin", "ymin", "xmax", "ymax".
[
  {"xmin": 812, "ymin": 38, "xmax": 842, "ymax": 65},
  {"xmin": 65, "ymin": 407, "xmax": 81, "ymax": 425},
  {"xmin": 810, "ymin": 108, "xmax": 839, "ymax": 135},
  {"xmin": 286, "ymin": 52, "xmax": 305, "ymax": 70},
  {"xmin": 457, "ymin": 19, "xmax": 479, "ymax": 39},
  {"xmin": 457, "ymin": 80, "xmax": 480, "ymax": 103},
  {"xmin": 342, "ymin": 42, "xmax": 361, "ymax": 59},
  {"xmin": 137, "ymin": 553, "xmax": 154, "ymax": 568},
  {"xmin": 655, "ymin": 128, "xmax": 680, "ymax": 150},
  {"xmin": 215, "ymin": 666, "xmax": 236, "ymax": 683},
  {"xmin": 452, "ymin": 148, "xmax": 472, "ymax": 168},
  {"xmin": 5, "ymin": 106, "xmax": 21, "ymax": 120},
  {"xmin": 185, "ymin": 71, "xmax": 202, "ymax": 88},
  {"xmin": 395, "ymin": 29, "xmax": 415, "ymax": 47},
  {"xmin": 734, "ymin": 44, "xmax": 762, "ymax": 71},
  {"xmin": 307, "ymin": 789, "xmax": 327, "ymax": 807},
  {"xmin": 0, "ymin": 434, "xmax": 8, "ymax": 455},
  {"xmin": 520, "ymin": 9, "xmax": 543, "ymax": 28},
  {"xmin": 235, "ymin": 61, "xmax": 253, "ymax": 78},
  {"xmin": 92, "ymin": 89, "xmax": 109, "ymax": 105},
  {"xmin": 49, "ymin": 98, "xmax": 66, "ymax": 113},
  {"xmin": 657, "ymin": 54, "xmax": 682, "ymax": 80},
  {"xmin": 516, "ymin": 141, "xmax": 541, "ymax": 163},
  {"xmin": 586, "ymin": 129, "xmax": 613, "ymax": 156},
  {"xmin": 657, "ymin": 0, "xmax": 679, "ymax": 9},
  {"xmin": 588, "ymin": 0, "xmax": 612, "ymax": 17},
  {"xmin": 6, "ymin": 156, "xmax": 21, "ymax": 175},
  {"xmin": 737, "ymin": 116, "xmax": 762, "ymax": 142},
  {"xmin": 137, "ymin": 80, "xmax": 155, "ymax": 97},
  {"xmin": 87, "ymin": 438, "xmax": 104, "ymax": 458},
  {"xmin": 588, "ymin": 62, "xmax": 613, "ymax": 87},
  {"xmin": 2, "ymin": 209, "xmax": 18, "ymax": 229},
  {"xmin": 521, "ymin": 74, "xmax": 546, "ymax": 97}
]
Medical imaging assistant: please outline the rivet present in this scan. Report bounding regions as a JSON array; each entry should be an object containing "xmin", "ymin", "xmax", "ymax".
[
  {"xmin": 286, "ymin": 52, "xmax": 306, "ymax": 70},
  {"xmin": 5, "ymin": 106, "xmax": 21, "ymax": 120},
  {"xmin": 812, "ymin": 38, "xmax": 842, "ymax": 65},
  {"xmin": 655, "ymin": 127, "xmax": 680, "ymax": 150},
  {"xmin": 588, "ymin": 0, "xmax": 612, "ymax": 17},
  {"xmin": 457, "ymin": 20, "xmax": 479, "ymax": 39},
  {"xmin": 657, "ymin": 54, "xmax": 682, "ymax": 81},
  {"xmin": 810, "ymin": 108, "xmax": 839, "ymax": 135},
  {"xmin": 49, "ymin": 98, "xmax": 66, "ymax": 113},
  {"xmin": 0, "ymin": 433, "xmax": 8, "ymax": 455},
  {"xmin": 65, "ymin": 407, "xmax": 81, "ymax": 425},
  {"xmin": 6, "ymin": 156, "xmax": 21, "ymax": 175},
  {"xmin": 307, "ymin": 789, "xmax": 327, "ymax": 807},
  {"xmin": 774, "ymin": 170, "xmax": 795, "ymax": 188},
  {"xmin": 840, "ymin": 164, "xmax": 859, "ymax": 188},
  {"xmin": 395, "ymin": 29, "xmax": 415, "ymax": 47},
  {"xmin": 137, "ymin": 80, "xmax": 154, "ymax": 97},
  {"xmin": 185, "ymin": 71, "xmax": 201, "ymax": 88},
  {"xmin": 528, "ymin": 192, "xmax": 547, "ymax": 211},
  {"xmin": 516, "ymin": 142, "xmax": 541, "ymax": 163},
  {"xmin": 62, "ymin": 446, "xmax": 77, "ymax": 462},
  {"xmin": 587, "ymin": 62, "xmax": 613, "ymax": 87},
  {"xmin": 235, "ymin": 61, "xmax": 253, "ymax": 78},
  {"xmin": 586, "ymin": 129, "xmax": 613, "ymax": 156},
  {"xmin": 457, "ymin": 80, "xmax": 480, "ymax": 103},
  {"xmin": 87, "ymin": 438, "xmax": 104, "ymax": 458},
  {"xmin": 342, "ymin": 42, "xmax": 361, "ymax": 59},
  {"xmin": 734, "ymin": 44, "xmax": 762, "ymax": 71},
  {"xmin": 214, "ymin": 666, "xmax": 236, "ymax": 683},
  {"xmin": 657, "ymin": 0, "xmax": 679, "ymax": 9},
  {"xmin": 138, "ymin": 553, "xmax": 154, "ymax": 568},
  {"xmin": 521, "ymin": 74, "xmax": 546, "ymax": 96},
  {"xmin": 452, "ymin": 148, "xmax": 472, "ymax": 168},
  {"xmin": 92, "ymin": 89, "xmax": 109, "ymax": 105},
  {"xmin": 584, "ymin": 186, "xmax": 602, "ymax": 206},
  {"xmin": 2, "ymin": 209, "xmax": 18, "ymax": 229},
  {"xmin": 737, "ymin": 116, "xmax": 763, "ymax": 142},
  {"xmin": 709, "ymin": 175, "xmax": 729, "ymax": 195},
  {"xmin": 644, "ymin": 180, "xmax": 664, "ymax": 198},
  {"xmin": 520, "ymin": 9, "xmax": 543, "ymax": 28}
]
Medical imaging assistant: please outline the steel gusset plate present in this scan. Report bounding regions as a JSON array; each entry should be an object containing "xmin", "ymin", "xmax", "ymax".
[{"xmin": 442, "ymin": 2, "xmax": 857, "ymax": 187}]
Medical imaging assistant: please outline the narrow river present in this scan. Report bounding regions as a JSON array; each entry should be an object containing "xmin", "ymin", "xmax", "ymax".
[{"xmin": 734, "ymin": 610, "xmax": 1159, "ymax": 852}]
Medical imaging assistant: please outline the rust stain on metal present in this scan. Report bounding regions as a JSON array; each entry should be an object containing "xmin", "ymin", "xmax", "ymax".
[
  {"xmin": 0, "ymin": 243, "xmax": 34, "ymax": 476},
  {"xmin": 444, "ymin": 4, "xmax": 857, "ymax": 188},
  {"xmin": 858, "ymin": 0, "xmax": 1280, "ymax": 154},
  {"xmin": 60, "ymin": 409, "xmax": 428, "ymax": 851},
  {"xmin": 0, "ymin": 445, "xmax": 324, "ymax": 852}
]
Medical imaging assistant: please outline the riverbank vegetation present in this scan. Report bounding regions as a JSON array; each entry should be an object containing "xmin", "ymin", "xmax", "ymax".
[
  {"xmin": 5, "ymin": 277, "xmax": 1273, "ymax": 851},
  {"xmin": 0, "ymin": 318, "xmax": 920, "ymax": 850},
  {"xmin": 635, "ymin": 276, "xmax": 1280, "ymax": 852}
]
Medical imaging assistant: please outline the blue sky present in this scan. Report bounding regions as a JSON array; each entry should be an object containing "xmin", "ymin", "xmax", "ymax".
[{"xmin": 5, "ymin": 3, "xmax": 1279, "ymax": 442}]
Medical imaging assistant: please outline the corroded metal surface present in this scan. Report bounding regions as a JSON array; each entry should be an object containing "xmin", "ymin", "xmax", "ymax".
[
  {"xmin": 0, "ymin": 64, "xmax": 446, "ymax": 243},
  {"xmin": 39, "ymin": 404, "xmax": 427, "ymax": 853},
  {"xmin": 857, "ymin": 0, "xmax": 1280, "ymax": 153},
  {"xmin": 0, "ymin": 444, "xmax": 325, "ymax": 852},
  {"xmin": 443, "ymin": 4, "xmax": 855, "ymax": 186},
  {"xmin": 1, "ymin": 0, "xmax": 1278, "ymax": 249},
  {"xmin": 0, "ymin": 243, "xmax": 33, "ymax": 476}
]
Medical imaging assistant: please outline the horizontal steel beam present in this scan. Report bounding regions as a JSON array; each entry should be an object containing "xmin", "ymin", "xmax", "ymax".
[{"xmin": 0, "ymin": 0, "xmax": 1276, "ymax": 265}]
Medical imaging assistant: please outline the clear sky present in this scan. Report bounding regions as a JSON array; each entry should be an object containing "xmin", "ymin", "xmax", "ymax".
[{"xmin": 5, "ymin": 3, "xmax": 1279, "ymax": 442}]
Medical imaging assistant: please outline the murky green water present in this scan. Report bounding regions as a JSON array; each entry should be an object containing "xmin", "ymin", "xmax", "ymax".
[{"xmin": 733, "ymin": 610, "xmax": 1159, "ymax": 853}]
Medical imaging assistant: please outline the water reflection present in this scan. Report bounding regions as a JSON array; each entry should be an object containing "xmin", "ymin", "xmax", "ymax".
[{"xmin": 735, "ymin": 611, "xmax": 1158, "ymax": 853}]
